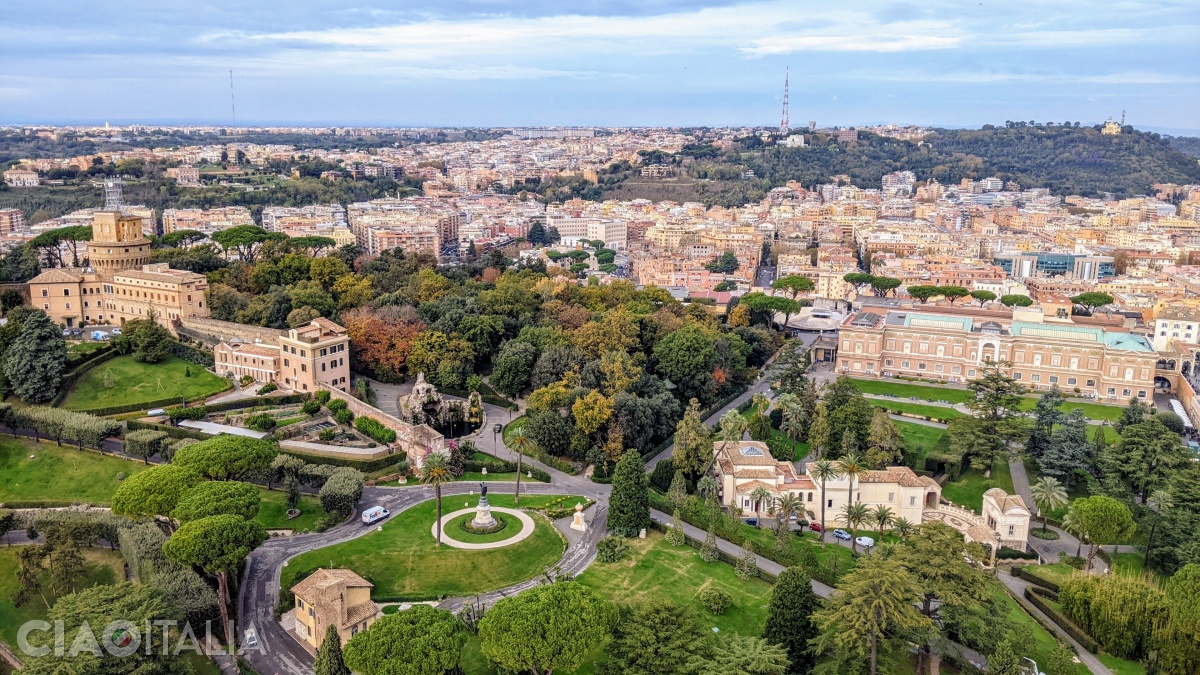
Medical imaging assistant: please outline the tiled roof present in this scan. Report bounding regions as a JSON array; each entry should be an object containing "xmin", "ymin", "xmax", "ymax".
[
  {"xmin": 291, "ymin": 568, "xmax": 373, "ymax": 605},
  {"xmin": 341, "ymin": 600, "xmax": 381, "ymax": 629},
  {"xmin": 733, "ymin": 468, "xmax": 777, "ymax": 479},
  {"xmin": 734, "ymin": 480, "xmax": 780, "ymax": 495},
  {"xmin": 714, "ymin": 441, "xmax": 777, "ymax": 466},
  {"xmin": 984, "ymin": 488, "xmax": 1029, "ymax": 514},
  {"xmin": 857, "ymin": 466, "xmax": 936, "ymax": 489},
  {"xmin": 29, "ymin": 268, "xmax": 83, "ymax": 284}
]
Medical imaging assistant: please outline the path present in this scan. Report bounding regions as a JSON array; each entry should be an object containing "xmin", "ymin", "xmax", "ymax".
[
  {"xmin": 1008, "ymin": 457, "xmax": 1106, "ymax": 571},
  {"xmin": 997, "ymin": 572, "xmax": 1112, "ymax": 675}
]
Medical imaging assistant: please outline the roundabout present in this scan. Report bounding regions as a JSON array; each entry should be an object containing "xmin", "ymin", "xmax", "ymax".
[{"xmin": 434, "ymin": 507, "xmax": 536, "ymax": 549}]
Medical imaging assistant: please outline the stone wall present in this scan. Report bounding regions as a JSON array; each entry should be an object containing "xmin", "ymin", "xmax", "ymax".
[
  {"xmin": 323, "ymin": 386, "xmax": 446, "ymax": 468},
  {"xmin": 178, "ymin": 316, "xmax": 285, "ymax": 346}
]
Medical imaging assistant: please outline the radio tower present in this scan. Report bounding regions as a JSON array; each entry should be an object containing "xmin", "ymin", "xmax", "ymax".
[
  {"xmin": 229, "ymin": 70, "xmax": 237, "ymax": 128},
  {"xmin": 780, "ymin": 67, "xmax": 790, "ymax": 135}
]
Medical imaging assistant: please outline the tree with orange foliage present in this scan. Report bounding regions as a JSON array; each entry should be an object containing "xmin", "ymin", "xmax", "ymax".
[{"xmin": 341, "ymin": 307, "xmax": 424, "ymax": 382}]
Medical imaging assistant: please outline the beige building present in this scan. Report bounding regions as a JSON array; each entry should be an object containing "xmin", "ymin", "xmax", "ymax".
[
  {"xmin": 3, "ymin": 169, "xmax": 39, "ymax": 187},
  {"xmin": 836, "ymin": 306, "xmax": 1158, "ymax": 403},
  {"xmin": 0, "ymin": 209, "xmax": 25, "ymax": 235},
  {"xmin": 213, "ymin": 318, "xmax": 350, "ymax": 393},
  {"xmin": 291, "ymin": 569, "xmax": 380, "ymax": 651}
]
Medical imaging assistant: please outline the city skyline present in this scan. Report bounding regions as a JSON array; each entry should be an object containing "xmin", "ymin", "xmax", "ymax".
[{"xmin": 3, "ymin": 0, "xmax": 1199, "ymax": 133}]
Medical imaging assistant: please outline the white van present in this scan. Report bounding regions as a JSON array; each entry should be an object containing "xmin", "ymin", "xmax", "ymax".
[{"xmin": 362, "ymin": 506, "xmax": 389, "ymax": 525}]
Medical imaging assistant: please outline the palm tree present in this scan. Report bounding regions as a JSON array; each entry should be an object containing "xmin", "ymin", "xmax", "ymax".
[
  {"xmin": 717, "ymin": 409, "xmax": 749, "ymax": 451},
  {"xmin": 810, "ymin": 459, "xmax": 840, "ymax": 543},
  {"xmin": 839, "ymin": 502, "xmax": 871, "ymax": 553},
  {"xmin": 508, "ymin": 427, "xmax": 532, "ymax": 506},
  {"xmin": 892, "ymin": 517, "xmax": 916, "ymax": 542},
  {"xmin": 697, "ymin": 475, "xmax": 719, "ymax": 501},
  {"xmin": 840, "ymin": 452, "xmax": 865, "ymax": 513},
  {"xmin": 776, "ymin": 493, "xmax": 803, "ymax": 527},
  {"xmin": 871, "ymin": 505, "xmax": 895, "ymax": 537},
  {"xmin": 421, "ymin": 452, "xmax": 454, "ymax": 548},
  {"xmin": 1030, "ymin": 476, "xmax": 1069, "ymax": 533},
  {"xmin": 1143, "ymin": 488, "xmax": 1174, "ymax": 568},
  {"xmin": 750, "ymin": 486, "xmax": 774, "ymax": 529},
  {"xmin": 748, "ymin": 393, "xmax": 772, "ymax": 441},
  {"xmin": 775, "ymin": 394, "xmax": 804, "ymax": 460},
  {"xmin": 1061, "ymin": 506, "xmax": 1085, "ymax": 559}
]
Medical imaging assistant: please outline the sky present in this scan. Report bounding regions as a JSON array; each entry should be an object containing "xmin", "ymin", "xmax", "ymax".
[{"xmin": 2, "ymin": 1, "xmax": 1199, "ymax": 132}]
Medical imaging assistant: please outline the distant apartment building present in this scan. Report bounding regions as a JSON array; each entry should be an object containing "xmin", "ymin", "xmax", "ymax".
[
  {"xmin": 347, "ymin": 198, "xmax": 460, "ymax": 259},
  {"xmin": 213, "ymin": 318, "xmax": 351, "ymax": 393},
  {"xmin": 165, "ymin": 166, "xmax": 201, "ymax": 186},
  {"xmin": 162, "ymin": 206, "xmax": 255, "ymax": 235},
  {"xmin": 836, "ymin": 306, "xmax": 1157, "ymax": 403},
  {"xmin": 0, "ymin": 209, "xmax": 25, "ymax": 235},
  {"xmin": 994, "ymin": 252, "xmax": 1115, "ymax": 280},
  {"xmin": 545, "ymin": 214, "xmax": 628, "ymax": 249},
  {"xmin": 512, "ymin": 128, "xmax": 595, "ymax": 139},
  {"xmin": 3, "ymin": 169, "xmax": 39, "ymax": 187}
]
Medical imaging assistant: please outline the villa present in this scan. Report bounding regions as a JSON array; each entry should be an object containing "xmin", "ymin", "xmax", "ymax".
[{"xmin": 290, "ymin": 568, "xmax": 381, "ymax": 651}]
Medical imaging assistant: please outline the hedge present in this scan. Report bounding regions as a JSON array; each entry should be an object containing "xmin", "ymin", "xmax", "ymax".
[
  {"xmin": 463, "ymin": 451, "xmax": 551, "ymax": 483},
  {"xmin": 354, "ymin": 416, "xmax": 397, "ymax": 444},
  {"xmin": 126, "ymin": 419, "xmax": 214, "ymax": 441},
  {"xmin": 166, "ymin": 393, "xmax": 310, "ymax": 421},
  {"xmin": 441, "ymin": 385, "xmax": 517, "ymax": 410},
  {"xmin": 1011, "ymin": 565, "xmax": 1061, "ymax": 593},
  {"xmin": 168, "ymin": 340, "xmax": 215, "ymax": 367},
  {"xmin": 65, "ymin": 343, "xmax": 115, "ymax": 371},
  {"xmin": 50, "ymin": 346, "xmax": 123, "ymax": 406},
  {"xmin": 278, "ymin": 449, "xmax": 397, "ymax": 474},
  {"xmin": 996, "ymin": 547, "xmax": 1038, "ymax": 561},
  {"xmin": 71, "ymin": 383, "xmax": 231, "ymax": 417},
  {"xmin": 1024, "ymin": 585, "xmax": 1100, "ymax": 653}
]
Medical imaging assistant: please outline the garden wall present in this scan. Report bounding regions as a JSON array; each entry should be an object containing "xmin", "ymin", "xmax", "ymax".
[
  {"xmin": 322, "ymin": 387, "xmax": 446, "ymax": 466},
  {"xmin": 177, "ymin": 316, "xmax": 285, "ymax": 346}
]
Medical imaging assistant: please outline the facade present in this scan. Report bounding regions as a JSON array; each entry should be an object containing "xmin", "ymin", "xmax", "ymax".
[
  {"xmin": 835, "ymin": 307, "xmax": 1157, "ymax": 402},
  {"xmin": 89, "ymin": 211, "xmax": 153, "ymax": 273},
  {"xmin": 3, "ymin": 169, "xmax": 39, "ymax": 187},
  {"xmin": 994, "ymin": 252, "xmax": 1115, "ymax": 280},
  {"xmin": 165, "ymin": 166, "xmax": 201, "ymax": 186},
  {"xmin": 162, "ymin": 206, "xmax": 254, "ymax": 235},
  {"xmin": 0, "ymin": 209, "xmax": 25, "ymax": 235},
  {"xmin": 213, "ymin": 318, "xmax": 351, "ymax": 393},
  {"xmin": 28, "ymin": 262, "xmax": 210, "ymax": 328},
  {"xmin": 291, "ymin": 569, "xmax": 380, "ymax": 651}
]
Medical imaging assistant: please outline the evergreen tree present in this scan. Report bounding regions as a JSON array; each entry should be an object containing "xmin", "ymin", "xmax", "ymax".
[
  {"xmin": 608, "ymin": 450, "xmax": 650, "ymax": 537},
  {"xmin": 762, "ymin": 567, "xmax": 820, "ymax": 675},
  {"xmin": 609, "ymin": 602, "xmax": 710, "ymax": 675},
  {"xmin": 1040, "ymin": 409, "xmax": 1092, "ymax": 488},
  {"xmin": 314, "ymin": 624, "xmax": 351, "ymax": 675},
  {"xmin": 667, "ymin": 510, "xmax": 685, "ymax": 546},
  {"xmin": 672, "ymin": 399, "xmax": 712, "ymax": 483},
  {"xmin": 3, "ymin": 311, "xmax": 67, "ymax": 403},
  {"xmin": 987, "ymin": 640, "xmax": 1023, "ymax": 675},
  {"xmin": 1027, "ymin": 386, "xmax": 1064, "ymax": 460},
  {"xmin": 736, "ymin": 546, "xmax": 758, "ymax": 579},
  {"xmin": 1115, "ymin": 398, "xmax": 1149, "ymax": 432},
  {"xmin": 527, "ymin": 222, "xmax": 547, "ymax": 246},
  {"xmin": 700, "ymin": 525, "xmax": 719, "ymax": 562},
  {"xmin": 667, "ymin": 470, "xmax": 689, "ymax": 511},
  {"xmin": 865, "ymin": 408, "xmax": 904, "ymax": 469}
]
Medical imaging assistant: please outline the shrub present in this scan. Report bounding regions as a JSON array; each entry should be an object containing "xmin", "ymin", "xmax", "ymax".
[
  {"xmin": 300, "ymin": 400, "xmax": 320, "ymax": 416},
  {"xmin": 125, "ymin": 429, "xmax": 169, "ymax": 463},
  {"xmin": 256, "ymin": 382, "xmax": 278, "ymax": 395},
  {"xmin": 319, "ymin": 467, "xmax": 364, "ymax": 516},
  {"xmin": 315, "ymin": 390, "xmax": 331, "ymax": 406},
  {"xmin": 239, "ymin": 374, "xmax": 254, "ymax": 386},
  {"xmin": 245, "ymin": 412, "xmax": 277, "ymax": 432},
  {"xmin": 354, "ymin": 416, "xmax": 397, "ymax": 444},
  {"xmin": 698, "ymin": 588, "xmax": 732, "ymax": 614},
  {"xmin": 996, "ymin": 547, "xmax": 1038, "ymax": 560},
  {"xmin": 596, "ymin": 536, "xmax": 630, "ymax": 563},
  {"xmin": 326, "ymin": 398, "xmax": 348, "ymax": 413},
  {"xmin": 1059, "ymin": 574, "xmax": 1168, "ymax": 660},
  {"xmin": 334, "ymin": 408, "xmax": 354, "ymax": 425},
  {"xmin": 318, "ymin": 428, "xmax": 337, "ymax": 442},
  {"xmin": 648, "ymin": 458, "xmax": 676, "ymax": 492}
]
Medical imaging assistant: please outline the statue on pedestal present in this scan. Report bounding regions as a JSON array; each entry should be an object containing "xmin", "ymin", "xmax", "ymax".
[
  {"xmin": 472, "ymin": 482, "xmax": 496, "ymax": 528},
  {"xmin": 570, "ymin": 502, "xmax": 587, "ymax": 532}
]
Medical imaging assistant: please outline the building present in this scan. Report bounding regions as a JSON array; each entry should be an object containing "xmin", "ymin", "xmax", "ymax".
[
  {"xmin": 213, "ymin": 318, "xmax": 351, "ymax": 393},
  {"xmin": 835, "ymin": 306, "xmax": 1158, "ymax": 403},
  {"xmin": 165, "ymin": 166, "xmax": 201, "ymax": 186},
  {"xmin": 994, "ymin": 252, "xmax": 1115, "ymax": 280},
  {"xmin": 290, "ymin": 569, "xmax": 380, "ymax": 651},
  {"xmin": 28, "ymin": 262, "xmax": 210, "ymax": 329},
  {"xmin": 0, "ymin": 209, "xmax": 25, "ymax": 235},
  {"xmin": 3, "ymin": 169, "xmax": 39, "ymax": 187},
  {"xmin": 162, "ymin": 206, "xmax": 255, "ymax": 235}
]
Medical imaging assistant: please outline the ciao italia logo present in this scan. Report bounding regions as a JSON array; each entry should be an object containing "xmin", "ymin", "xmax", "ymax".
[{"xmin": 17, "ymin": 620, "xmax": 266, "ymax": 658}]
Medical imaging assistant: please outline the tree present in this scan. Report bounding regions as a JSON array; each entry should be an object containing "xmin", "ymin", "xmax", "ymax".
[
  {"xmin": 3, "ymin": 311, "xmax": 66, "ymax": 403},
  {"xmin": 963, "ymin": 362, "xmax": 1029, "ymax": 471},
  {"xmin": 839, "ymin": 451, "xmax": 864, "ymax": 517},
  {"xmin": 906, "ymin": 285, "xmax": 943, "ymax": 303},
  {"xmin": 172, "ymin": 480, "xmax": 261, "ymax": 523},
  {"xmin": 750, "ymin": 486, "xmax": 774, "ymax": 528},
  {"xmin": 1030, "ymin": 476, "xmax": 1069, "ymax": 533},
  {"xmin": 1104, "ymin": 417, "xmax": 1190, "ymax": 502},
  {"xmin": 1114, "ymin": 398, "xmax": 1150, "ymax": 433},
  {"xmin": 47, "ymin": 540, "xmax": 85, "ymax": 597},
  {"xmin": 652, "ymin": 325, "xmax": 718, "ymax": 405},
  {"xmin": 478, "ymin": 582, "xmax": 617, "ymax": 675},
  {"xmin": 343, "ymin": 605, "xmax": 466, "ymax": 675},
  {"xmin": 672, "ymin": 399, "xmax": 713, "ymax": 482},
  {"xmin": 939, "ymin": 286, "xmax": 970, "ymax": 304},
  {"xmin": 421, "ymin": 452, "xmax": 454, "ymax": 547},
  {"xmin": 609, "ymin": 450, "xmax": 650, "ymax": 537},
  {"xmin": 843, "ymin": 272, "xmax": 874, "ymax": 296},
  {"xmin": 807, "ymin": 403, "xmax": 830, "ymax": 457},
  {"xmin": 865, "ymin": 408, "xmax": 904, "ymax": 468},
  {"xmin": 667, "ymin": 470, "xmax": 689, "ymax": 511},
  {"xmin": 810, "ymin": 459, "xmax": 840, "ymax": 539},
  {"xmin": 705, "ymin": 251, "xmax": 740, "ymax": 274},
  {"xmin": 211, "ymin": 224, "xmax": 285, "ymax": 261},
  {"xmin": 172, "ymin": 435, "xmax": 277, "ymax": 481},
  {"xmin": 812, "ymin": 556, "xmax": 934, "ymax": 675},
  {"xmin": 1027, "ymin": 386, "xmax": 1065, "ymax": 460},
  {"xmin": 771, "ymin": 274, "xmax": 814, "ymax": 299},
  {"xmin": 1041, "ymin": 409, "xmax": 1093, "ymax": 488},
  {"xmin": 893, "ymin": 517, "xmax": 916, "ymax": 542},
  {"xmin": 314, "ymin": 624, "xmax": 352, "ymax": 675},
  {"xmin": 1159, "ymin": 563, "xmax": 1200, "ymax": 675},
  {"xmin": 509, "ymin": 427, "xmax": 532, "ymax": 506},
  {"xmin": 609, "ymin": 601, "xmax": 710, "ymax": 675},
  {"xmin": 113, "ymin": 317, "xmax": 173, "ymax": 363},
  {"xmin": 1000, "ymin": 294, "xmax": 1034, "ymax": 307},
  {"xmin": 988, "ymin": 640, "xmax": 1023, "ymax": 675},
  {"xmin": 1070, "ymin": 291, "xmax": 1114, "ymax": 314},
  {"xmin": 162, "ymin": 514, "xmax": 266, "ymax": 640},
  {"xmin": 1071, "ymin": 495, "xmax": 1135, "ymax": 570},
  {"xmin": 320, "ymin": 467, "xmax": 365, "ymax": 515},
  {"xmin": 491, "ymin": 340, "xmax": 539, "ymax": 398},
  {"xmin": 12, "ymin": 545, "xmax": 47, "ymax": 608},
  {"xmin": 111, "ymin": 463, "xmax": 203, "ymax": 525},
  {"xmin": 748, "ymin": 393, "xmax": 772, "ymax": 442},
  {"xmin": 838, "ymin": 502, "xmax": 870, "ymax": 553},
  {"xmin": 969, "ymin": 290, "xmax": 997, "ymax": 307},
  {"xmin": 762, "ymin": 566, "xmax": 820, "ymax": 675},
  {"xmin": 1142, "ymin": 488, "xmax": 1174, "ymax": 570},
  {"xmin": 870, "ymin": 505, "xmax": 895, "ymax": 536},
  {"xmin": 701, "ymin": 635, "xmax": 789, "ymax": 675},
  {"xmin": 869, "ymin": 276, "xmax": 901, "ymax": 297}
]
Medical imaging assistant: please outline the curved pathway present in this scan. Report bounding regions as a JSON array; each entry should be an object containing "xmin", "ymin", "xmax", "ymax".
[{"xmin": 433, "ymin": 507, "xmax": 536, "ymax": 550}]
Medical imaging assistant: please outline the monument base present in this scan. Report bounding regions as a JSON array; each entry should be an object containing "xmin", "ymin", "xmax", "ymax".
[{"xmin": 472, "ymin": 495, "xmax": 497, "ymax": 529}]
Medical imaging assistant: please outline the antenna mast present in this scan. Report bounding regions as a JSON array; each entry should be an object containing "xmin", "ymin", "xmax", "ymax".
[
  {"xmin": 1120, "ymin": 110, "xmax": 1126, "ymax": 126},
  {"xmin": 229, "ymin": 70, "xmax": 236, "ymax": 128},
  {"xmin": 780, "ymin": 67, "xmax": 790, "ymax": 135}
]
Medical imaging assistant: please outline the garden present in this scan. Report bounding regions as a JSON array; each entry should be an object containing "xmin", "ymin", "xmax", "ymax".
[
  {"xmin": 280, "ymin": 493, "xmax": 582, "ymax": 605},
  {"xmin": 850, "ymin": 378, "xmax": 1125, "ymax": 421},
  {"xmin": 60, "ymin": 354, "xmax": 229, "ymax": 411},
  {"xmin": 0, "ymin": 438, "xmax": 148, "ymax": 507}
]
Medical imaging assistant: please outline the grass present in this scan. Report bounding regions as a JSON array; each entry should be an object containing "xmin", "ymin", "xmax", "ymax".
[
  {"xmin": 940, "ymin": 461, "xmax": 1014, "ymax": 511},
  {"xmin": 1097, "ymin": 652, "xmax": 1147, "ymax": 675},
  {"xmin": 446, "ymin": 513, "xmax": 522, "ymax": 543},
  {"xmin": 256, "ymin": 488, "xmax": 326, "ymax": 533},
  {"xmin": 67, "ymin": 341, "xmax": 107, "ymax": 356},
  {"xmin": 61, "ymin": 354, "xmax": 229, "ymax": 411},
  {"xmin": 501, "ymin": 415, "xmax": 527, "ymax": 446},
  {"xmin": 1024, "ymin": 562, "xmax": 1083, "ymax": 587},
  {"xmin": 992, "ymin": 581, "xmax": 1089, "ymax": 675},
  {"xmin": 0, "ymin": 547, "xmax": 125, "ymax": 650},
  {"xmin": 895, "ymin": 421, "xmax": 946, "ymax": 465},
  {"xmin": 873, "ymin": 400, "xmax": 964, "ymax": 420},
  {"xmin": 0, "ymin": 439, "xmax": 147, "ymax": 506},
  {"xmin": 177, "ymin": 652, "xmax": 223, "ymax": 675},
  {"xmin": 851, "ymin": 378, "xmax": 1124, "ymax": 422},
  {"xmin": 281, "ymin": 493, "xmax": 579, "ymax": 602}
]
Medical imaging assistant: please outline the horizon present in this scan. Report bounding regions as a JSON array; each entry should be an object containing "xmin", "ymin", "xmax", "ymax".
[{"xmin": 3, "ymin": 1, "xmax": 1198, "ymax": 132}]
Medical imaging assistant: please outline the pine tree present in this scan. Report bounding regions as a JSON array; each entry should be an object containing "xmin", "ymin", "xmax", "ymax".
[
  {"xmin": 667, "ymin": 470, "xmax": 689, "ymax": 511},
  {"xmin": 667, "ymin": 510, "xmax": 685, "ymax": 546},
  {"xmin": 987, "ymin": 640, "xmax": 1023, "ymax": 675},
  {"xmin": 1040, "ymin": 409, "xmax": 1092, "ymax": 488},
  {"xmin": 700, "ymin": 525, "xmax": 719, "ymax": 562},
  {"xmin": 763, "ymin": 567, "xmax": 821, "ymax": 675},
  {"xmin": 528, "ymin": 222, "xmax": 547, "ymax": 246},
  {"xmin": 608, "ymin": 450, "xmax": 650, "ymax": 537},
  {"xmin": 865, "ymin": 408, "xmax": 904, "ymax": 468},
  {"xmin": 313, "ymin": 624, "xmax": 351, "ymax": 675},
  {"xmin": 48, "ymin": 541, "xmax": 85, "ymax": 596},
  {"xmin": 736, "ymin": 546, "xmax": 758, "ymax": 579},
  {"xmin": 3, "ymin": 311, "xmax": 67, "ymax": 403}
]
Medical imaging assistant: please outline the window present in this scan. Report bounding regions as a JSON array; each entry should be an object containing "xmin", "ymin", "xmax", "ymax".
[
  {"xmin": 1067, "ymin": 377, "xmax": 1076, "ymax": 385},
  {"xmin": 888, "ymin": 492, "xmax": 894, "ymax": 501},
  {"xmin": 63, "ymin": 288, "xmax": 70, "ymax": 296},
  {"xmin": 1137, "ymin": 390, "xmax": 1147, "ymax": 398},
  {"xmin": 901, "ymin": 361, "xmax": 910, "ymax": 369},
  {"xmin": 1107, "ymin": 387, "xmax": 1116, "ymax": 395},
  {"xmin": 910, "ymin": 496, "xmax": 916, "ymax": 506},
  {"xmin": 1122, "ymin": 389, "xmax": 1131, "ymax": 397},
  {"xmin": 284, "ymin": 359, "xmax": 289, "ymax": 367},
  {"xmin": 301, "ymin": 364, "xmax": 307, "ymax": 372},
  {"xmin": 885, "ymin": 359, "xmax": 893, "ymax": 366},
  {"xmin": 1008, "ymin": 525, "xmax": 1015, "ymax": 536},
  {"xmin": 1086, "ymin": 379, "xmax": 1096, "ymax": 387},
  {"xmin": 1031, "ymin": 374, "xmax": 1040, "ymax": 382},
  {"xmin": 934, "ymin": 364, "xmax": 944, "ymax": 372},
  {"xmin": 807, "ymin": 492, "xmax": 812, "ymax": 502},
  {"xmin": 1049, "ymin": 376, "xmax": 1058, "ymax": 384},
  {"xmin": 952, "ymin": 366, "xmax": 961, "ymax": 374},
  {"xmin": 41, "ymin": 289, "xmax": 48, "ymax": 297},
  {"xmin": 827, "ymin": 499, "xmax": 833, "ymax": 508},
  {"xmin": 297, "ymin": 599, "xmax": 303, "ymax": 609},
  {"xmin": 918, "ymin": 362, "xmax": 927, "ymax": 370},
  {"xmin": 1013, "ymin": 372, "xmax": 1022, "ymax": 380},
  {"xmin": 65, "ymin": 303, "xmax": 70, "ymax": 309}
]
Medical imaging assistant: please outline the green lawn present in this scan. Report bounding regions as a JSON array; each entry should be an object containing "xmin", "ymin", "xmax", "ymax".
[
  {"xmin": 993, "ymin": 582, "xmax": 1089, "ymax": 675},
  {"xmin": 872, "ymin": 400, "xmax": 964, "ymax": 421},
  {"xmin": 0, "ymin": 439, "xmax": 147, "ymax": 506},
  {"xmin": 1097, "ymin": 652, "xmax": 1147, "ymax": 675},
  {"xmin": 256, "ymin": 488, "xmax": 326, "ymax": 533},
  {"xmin": 940, "ymin": 461, "xmax": 1014, "ymax": 511},
  {"xmin": 851, "ymin": 378, "xmax": 1124, "ymax": 422},
  {"xmin": 895, "ymin": 421, "xmax": 946, "ymax": 464},
  {"xmin": 67, "ymin": 341, "xmax": 108, "ymax": 356},
  {"xmin": 446, "ymin": 513, "xmax": 524, "ymax": 544},
  {"xmin": 61, "ymin": 354, "xmax": 229, "ymax": 411},
  {"xmin": 501, "ymin": 416, "xmax": 527, "ymax": 446},
  {"xmin": 1023, "ymin": 563, "xmax": 1083, "ymax": 588},
  {"xmin": 0, "ymin": 547, "xmax": 124, "ymax": 650},
  {"xmin": 281, "ymin": 493, "xmax": 578, "ymax": 602}
]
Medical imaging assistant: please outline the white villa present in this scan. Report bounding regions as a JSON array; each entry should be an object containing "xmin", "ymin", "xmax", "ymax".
[{"xmin": 713, "ymin": 440, "xmax": 1031, "ymax": 555}]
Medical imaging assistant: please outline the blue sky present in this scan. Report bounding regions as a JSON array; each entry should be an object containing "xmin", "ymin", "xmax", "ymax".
[{"xmin": 3, "ymin": 1, "xmax": 1199, "ymax": 132}]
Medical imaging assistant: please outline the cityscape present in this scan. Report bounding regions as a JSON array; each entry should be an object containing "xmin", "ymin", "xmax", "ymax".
[{"xmin": 2, "ymin": 3, "xmax": 1200, "ymax": 675}]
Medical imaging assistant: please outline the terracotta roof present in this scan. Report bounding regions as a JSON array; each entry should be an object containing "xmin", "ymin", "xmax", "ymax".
[
  {"xmin": 29, "ymin": 268, "xmax": 83, "ymax": 284},
  {"xmin": 341, "ymin": 600, "xmax": 381, "ymax": 629},
  {"xmin": 782, "ymin": 476, "xmax": 816, "ymax": 490},
  {"xmin": 984, "ymin": 488, "xmax": 1029, "ymax": 514},
  {"xmin": 734, "ymin": 480, "xmax": 780, "ymax": 495},
  {"xmin": 859, "ymin": 466, "xmax": 935, "ymax": 489},
  {"xmin": 714, "ymin": 441, "xmax": 777, "ymax": 466},
  {"xmin": 733, "ymin": 468, "xmax": 777, "ymax": 479},
  {"xmin": 219, "ymin": 342, "xmax": 280, "ymax": 358},
  {"xmin": 291, "ymin": 568, "xmax": 373, "ymax": 606},
  {"xmin": 114, "ymin": 268, "xmax": 205, "ymax": 283},
  {"xmin": 965, "ymin": 523, "xmax": 998, "ymax": 543}
]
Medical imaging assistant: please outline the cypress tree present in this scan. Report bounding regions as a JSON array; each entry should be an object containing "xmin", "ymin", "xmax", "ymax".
[
  {"xmin": 763, "ymin": 567, "xmax": 821, "ymax": 674},
  {"xmin": 314, "ymin": 624, "xmax": 351, "ymax": 675},
  {"xmin": 608, "ymin": 450, "xmax": 649, "ymax": 537}
]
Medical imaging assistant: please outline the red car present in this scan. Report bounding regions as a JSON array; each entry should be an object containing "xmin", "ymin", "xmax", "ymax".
[{"xmin": 808, "ymin": 522, "xmax": 823, "ymax": 532}]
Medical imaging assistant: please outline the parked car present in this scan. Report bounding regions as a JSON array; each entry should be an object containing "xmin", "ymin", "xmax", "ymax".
[
  {"xmin": 493, "ymin": 423, "xmax": 502, "ymax": 434},
  {"xmin": 243, "ymin": 628, "xmax": 257, "ymax": 648},
  {"xmin": 111, "ymin": 328, "xmax": 122, "ymax": 336},
  {"xmin": 855, "ymin": 536, "xmax": 875, "ymax": 549},
  {"xmin": 832, "ymin": 529, "xmax": 851, "ymax": 540},
  {"xmin": 808, "ymin": 522, "xmax": 823, "ymax": 532}
]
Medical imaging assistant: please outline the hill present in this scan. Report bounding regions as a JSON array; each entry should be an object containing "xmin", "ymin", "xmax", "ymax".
[{"xmin": 592, "ymin": 125, "xmax": 1200, "ymax": 206}]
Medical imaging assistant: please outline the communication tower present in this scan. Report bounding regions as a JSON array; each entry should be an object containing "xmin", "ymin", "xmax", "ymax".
[
  {"xmin": 103, "ymin": 178, "xmax": 126, "ymax": 212},
  {"xmin": 780, "ymin": 67, "xmax": 790, "ymax": 135}
]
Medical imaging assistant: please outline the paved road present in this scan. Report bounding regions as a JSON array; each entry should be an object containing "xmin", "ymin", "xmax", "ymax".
[
  {"xmin": 997, "ymin": 572, "xmax": 1111, "ymax": 675},
  {"xmin": 1008, "ymin": 458, "xmax": 1106, "ymax": 572}
]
